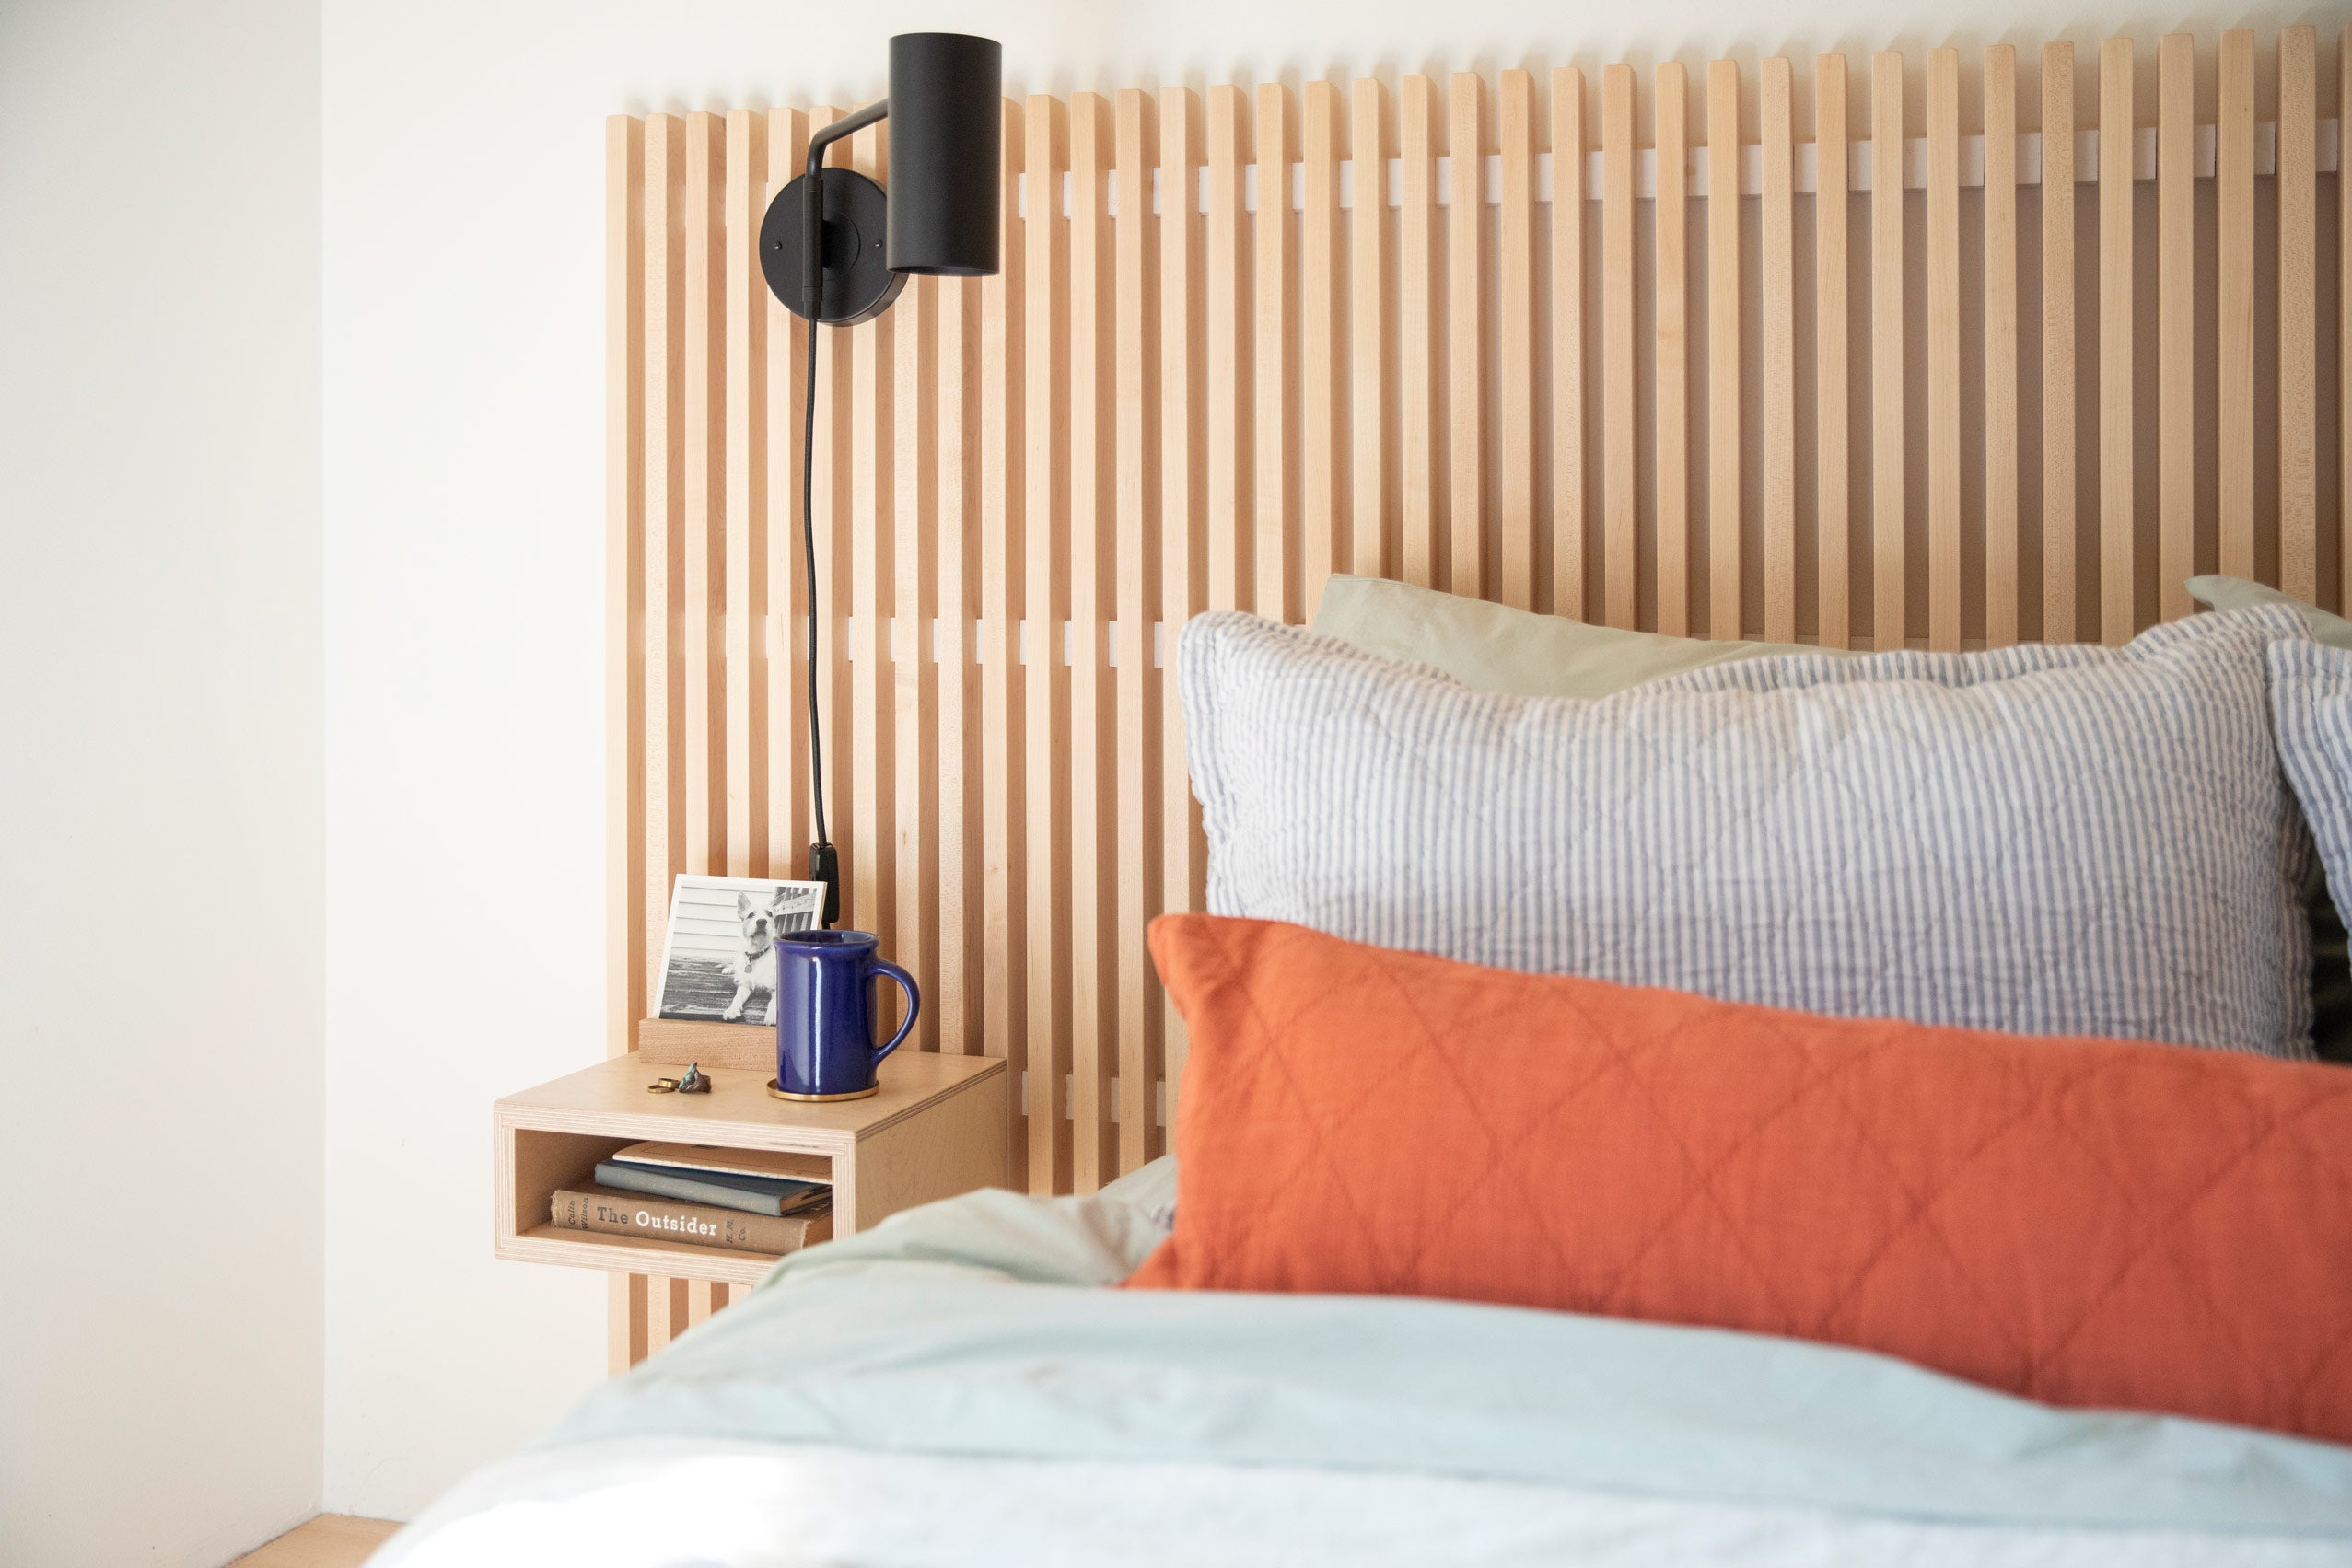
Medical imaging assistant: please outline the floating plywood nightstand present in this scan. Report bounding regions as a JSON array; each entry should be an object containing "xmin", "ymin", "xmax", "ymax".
[{"xmin": 494, "ymin": 1050, "xmax": 1008, "ymax": 1291}]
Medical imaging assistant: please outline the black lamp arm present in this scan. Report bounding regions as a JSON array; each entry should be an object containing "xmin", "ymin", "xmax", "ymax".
[{"xmin": 799, "ymin": 99, "xmax": 889, "ymax": 318}]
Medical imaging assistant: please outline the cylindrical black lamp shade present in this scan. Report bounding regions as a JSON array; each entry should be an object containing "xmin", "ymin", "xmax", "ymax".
[{"xmin": 886, "ymin": 32, "xmax": 1002, "ymax": 276}]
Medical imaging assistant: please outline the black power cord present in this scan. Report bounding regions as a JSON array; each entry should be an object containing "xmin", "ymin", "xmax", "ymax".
[{"xmin": 801, "ymin": 309, "xmax": 839, "ymax": 927}]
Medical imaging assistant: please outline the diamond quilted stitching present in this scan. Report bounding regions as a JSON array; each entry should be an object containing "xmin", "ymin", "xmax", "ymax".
[{"xmin": 1142, "ymin": 913, "xmax": 2352, "ymax": 1445}]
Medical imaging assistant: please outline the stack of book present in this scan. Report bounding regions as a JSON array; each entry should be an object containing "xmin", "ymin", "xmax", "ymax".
[{"xmin": 549, "ymin": 1142, "xmax": 833, "ymax": 1257}]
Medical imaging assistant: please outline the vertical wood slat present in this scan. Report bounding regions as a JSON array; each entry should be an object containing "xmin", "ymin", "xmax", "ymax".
[
  {"xmin": 2217, "ymin": 30, "xmax": 2254, "ymax": 580},
  {"xmin": 1021, "ymin": 95, "xmax": 1069, "ymax": 1197},
  {"xmin": 611, "ymin": 1273, "xmax": 646, "ymax": 1373},
  {"xmin": 1348, "ymin": 79, "xmax": 1390, "ymax": 581},
  {"xmin": 723, "ymin": 110, "xmax": 766, "ymax": 877},
  {"xmin": 605, "ymin": 113, "xmax": 645, "ymax": 1064},
  {"xmin": 1549, "ymin": 67, "xmax": 1587, "ymax": 621},
  {"xmin": 1706, "ymin": 60, "xmax": 1741, "ymax": 641},
  {"xmin": 1254, "ymin": 83, "xmax": 1296, "ymax": 621},
  {"xmin": 1759, "ymin": 58, "xmax": 1796, "ymax": 645},
  {"xmin": 892, "ymin": 232, "xmax": 940, "ymax": 1044},
  {"xmin": 1870, "ymin": 52, "xmax": 1904, "ymax": 651},
  {"xmin": 1301, "ymin": 81, "xmax": 1343, "ymax": 621},
  {"xmin": 2042, "ymin": 43, "xmax": 2078, "ymax": 639},
  {"xmin": 2277, "ymin": 26, "xmax": 2318, "ymax": 603},
  {"xmin": 1400, "ymin": 76, "xmax": 1439, "ymax": 590},
  {"xmin": 2098, "ymin": 38, "xmax": 2135, "ymax": 645},
  {"xmin": 642, "ymin": 1276, "xmax": 670, "ymax": 1359},
  {"xmin": 1206, "ymin": 87, "xmax": 1248, "ymax": 610},
  {"xmin": 1497, "ymin": 69, "xmax": 1536, "ymax": 611},
  {"xmin": 2157, "ymin": 38, "xmax": 2194, "ymax": 624},
  {"xmin": 683, "ymin": 113, "xmax": 726, "ymax": 877},
  {"xmin": 1158, "ymin": 87, "xmax": 1204, "ymax": 1109},
  {"xmin": 979, "ymin": 99, "xmax": 1026, "ymax": 1146},
  {"xmin": 1113, "ymin": 88, "xmax": 1159, "ymax": 1168},
  {"xmin": 646, "ymin": 1277, "xmax": 689, "ymax": 1357},
  {"xmin": 1982, "ymin": 48, "xmax": 2019, "ymax": 646},
  {"xmin": 1655, "ymin": 63, "xmax": 1692, "ymax": 636},
  {"xmin": 1067, "ymin": 94, "xmax": 1112, "ymax": 1191},
  {"xmin": 605, "ymin": 114, "xmax": 646, "ymax": 1378},
  {"xmin": 1448, "ymin": 72, "xmax": 1485, "ymax": 600},
  {"xmin": 849, "ymin": 119, "xmax": 892, "ymax": 966},
  {"xmin": 1194, "ymin": 79, "xmax": 1251, "ymax": 1128},
  {"xmin": 1815, "ymin": 56, "xmax": 1851, "ymax": 648},
  {"xmin": 643, "ymin": 114, "xmax": 685, "ymax": 1004},
  {"xmin": 1601, "ymin": 65, "xmax": 1637, "ymax": 630},
  {"xmin": 893, "ymin": 267, "xmax": 938, "ymax": 1051},
  {"xmin": 643, "ymin": 1279, "xmax": 671, "ymax": 1361},
  {"xmin": 684, "ymin": 1279, "xmax": 717, "ymax": 1329},
  {"xmin": 937, "ymin": 264, "xmax": 977, "ymax": 1055},
  {"xmin": 1927, "ymin": 49, "xmax": 1962, "ymax": 651}
]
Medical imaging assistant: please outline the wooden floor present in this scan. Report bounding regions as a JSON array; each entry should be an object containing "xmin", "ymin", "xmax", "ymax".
[{"xmin": 229, "ymin": 1516, "xmax": 402, "ymax": 1568}]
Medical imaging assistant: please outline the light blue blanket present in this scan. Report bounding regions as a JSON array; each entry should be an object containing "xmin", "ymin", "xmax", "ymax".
[{"xmin": 540, "ymin": 1172, "xmax": 2352, "ymax": 1540}]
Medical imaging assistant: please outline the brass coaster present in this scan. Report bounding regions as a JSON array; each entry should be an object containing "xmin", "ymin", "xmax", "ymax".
[{"xmin": 767, "ymin": 1078, "xmax": 879, "ymax": 1103}]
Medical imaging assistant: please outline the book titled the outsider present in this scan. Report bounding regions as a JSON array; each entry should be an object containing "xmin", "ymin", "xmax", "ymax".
[{"xmin": 550, "ymin": 1187, "xmax": 831, "ymax": 1256}]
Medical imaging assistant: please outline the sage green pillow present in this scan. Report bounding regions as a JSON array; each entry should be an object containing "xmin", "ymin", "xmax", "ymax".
[
  {"xmin": 1311, "ymin": 575, "xmax": 1862, "ymax": 699},
  {"xmin": 2186, "ymin": 575, "xmax": 2352, "ymax": 649}
]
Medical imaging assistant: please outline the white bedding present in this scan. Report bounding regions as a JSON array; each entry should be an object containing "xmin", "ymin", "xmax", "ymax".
[
  {"xmin": 385, "ymin": 1436, "xmax": 2352, "ymax": 1567},
  {"xmin": 378, "ymin": 1168, "xmax": 2352, "ymax": 1567}
]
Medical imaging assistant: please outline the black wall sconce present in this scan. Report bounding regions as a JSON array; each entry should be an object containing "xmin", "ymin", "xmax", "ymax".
[{"xmin": 760, "ymin": 32, "xmax": 1002, "ymax": 927}]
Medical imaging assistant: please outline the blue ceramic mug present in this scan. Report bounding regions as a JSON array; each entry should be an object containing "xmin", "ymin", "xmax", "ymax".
[{"xmin": 769, "ymin": 929, "xmax": 920, "ymax": 1103}]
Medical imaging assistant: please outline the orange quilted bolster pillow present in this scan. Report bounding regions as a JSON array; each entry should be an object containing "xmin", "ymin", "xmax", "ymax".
[{"xmin": 1130, "ymin": 914, "xmax": 2352, "ymax": 1444}]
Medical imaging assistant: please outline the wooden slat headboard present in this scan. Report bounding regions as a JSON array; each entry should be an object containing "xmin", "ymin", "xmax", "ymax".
[{"xmin": 606, "ymin": 29, "xmax": 2348, "ymax": 1357}]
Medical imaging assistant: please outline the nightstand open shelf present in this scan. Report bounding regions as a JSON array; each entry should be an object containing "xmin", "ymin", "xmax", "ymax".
[{"xmin": 495, "ymin": 1050, "xmax": 1008, "ymax": 1289}]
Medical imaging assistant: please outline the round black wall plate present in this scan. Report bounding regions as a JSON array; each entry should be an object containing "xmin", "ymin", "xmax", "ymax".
[{"xmin": 760, "ymin": 167, "xmax": 905, "ymax": 325}]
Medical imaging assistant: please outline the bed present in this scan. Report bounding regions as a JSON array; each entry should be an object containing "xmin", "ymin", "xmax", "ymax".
[
  {"xmin": 425, "ymin": 30, "xmax": 2352, "ymax": 1563},
  {"xmin": 386, "ymin": 1166, "xmax": 2352, "ymax": 1565},
  {"xmin": 387, "ymin": 584, "xmax": 2352, "ymax": 1564}
]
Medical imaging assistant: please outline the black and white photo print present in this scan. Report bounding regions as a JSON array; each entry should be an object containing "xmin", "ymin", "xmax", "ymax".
[{"xmin": 654, "ymin": 876, "xmax": 828, "ymax": 1025}]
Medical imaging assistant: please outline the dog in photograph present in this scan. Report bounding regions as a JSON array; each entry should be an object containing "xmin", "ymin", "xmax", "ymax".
[{"xmin": 723, "ymin": 889, "xmax": 799, "ymax": 1025}]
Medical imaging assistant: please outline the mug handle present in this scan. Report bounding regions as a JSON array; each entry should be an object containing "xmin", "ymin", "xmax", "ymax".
[{"xmin": 869, "ymin": 957, "xmax": 920, "ymax": 1065}]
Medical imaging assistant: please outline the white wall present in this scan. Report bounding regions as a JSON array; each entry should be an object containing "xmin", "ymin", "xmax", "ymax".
[
  {"xmin": 319, "ymin": 0, "xmax": 2335, "ymax": 1523},
  {"xmin": 0, "ymin": 2, "xmax": 324, "ymax": 1564}
]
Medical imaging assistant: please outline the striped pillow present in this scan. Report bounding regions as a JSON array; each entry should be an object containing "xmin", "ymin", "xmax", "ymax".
[
  {"xmin": 2270, "ymin": 641, "xmax": 2352, "ymax": 920},
  {"xmin": 1179, "ymin": 605, "xmax": 2315, "ymax": 1056}
]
